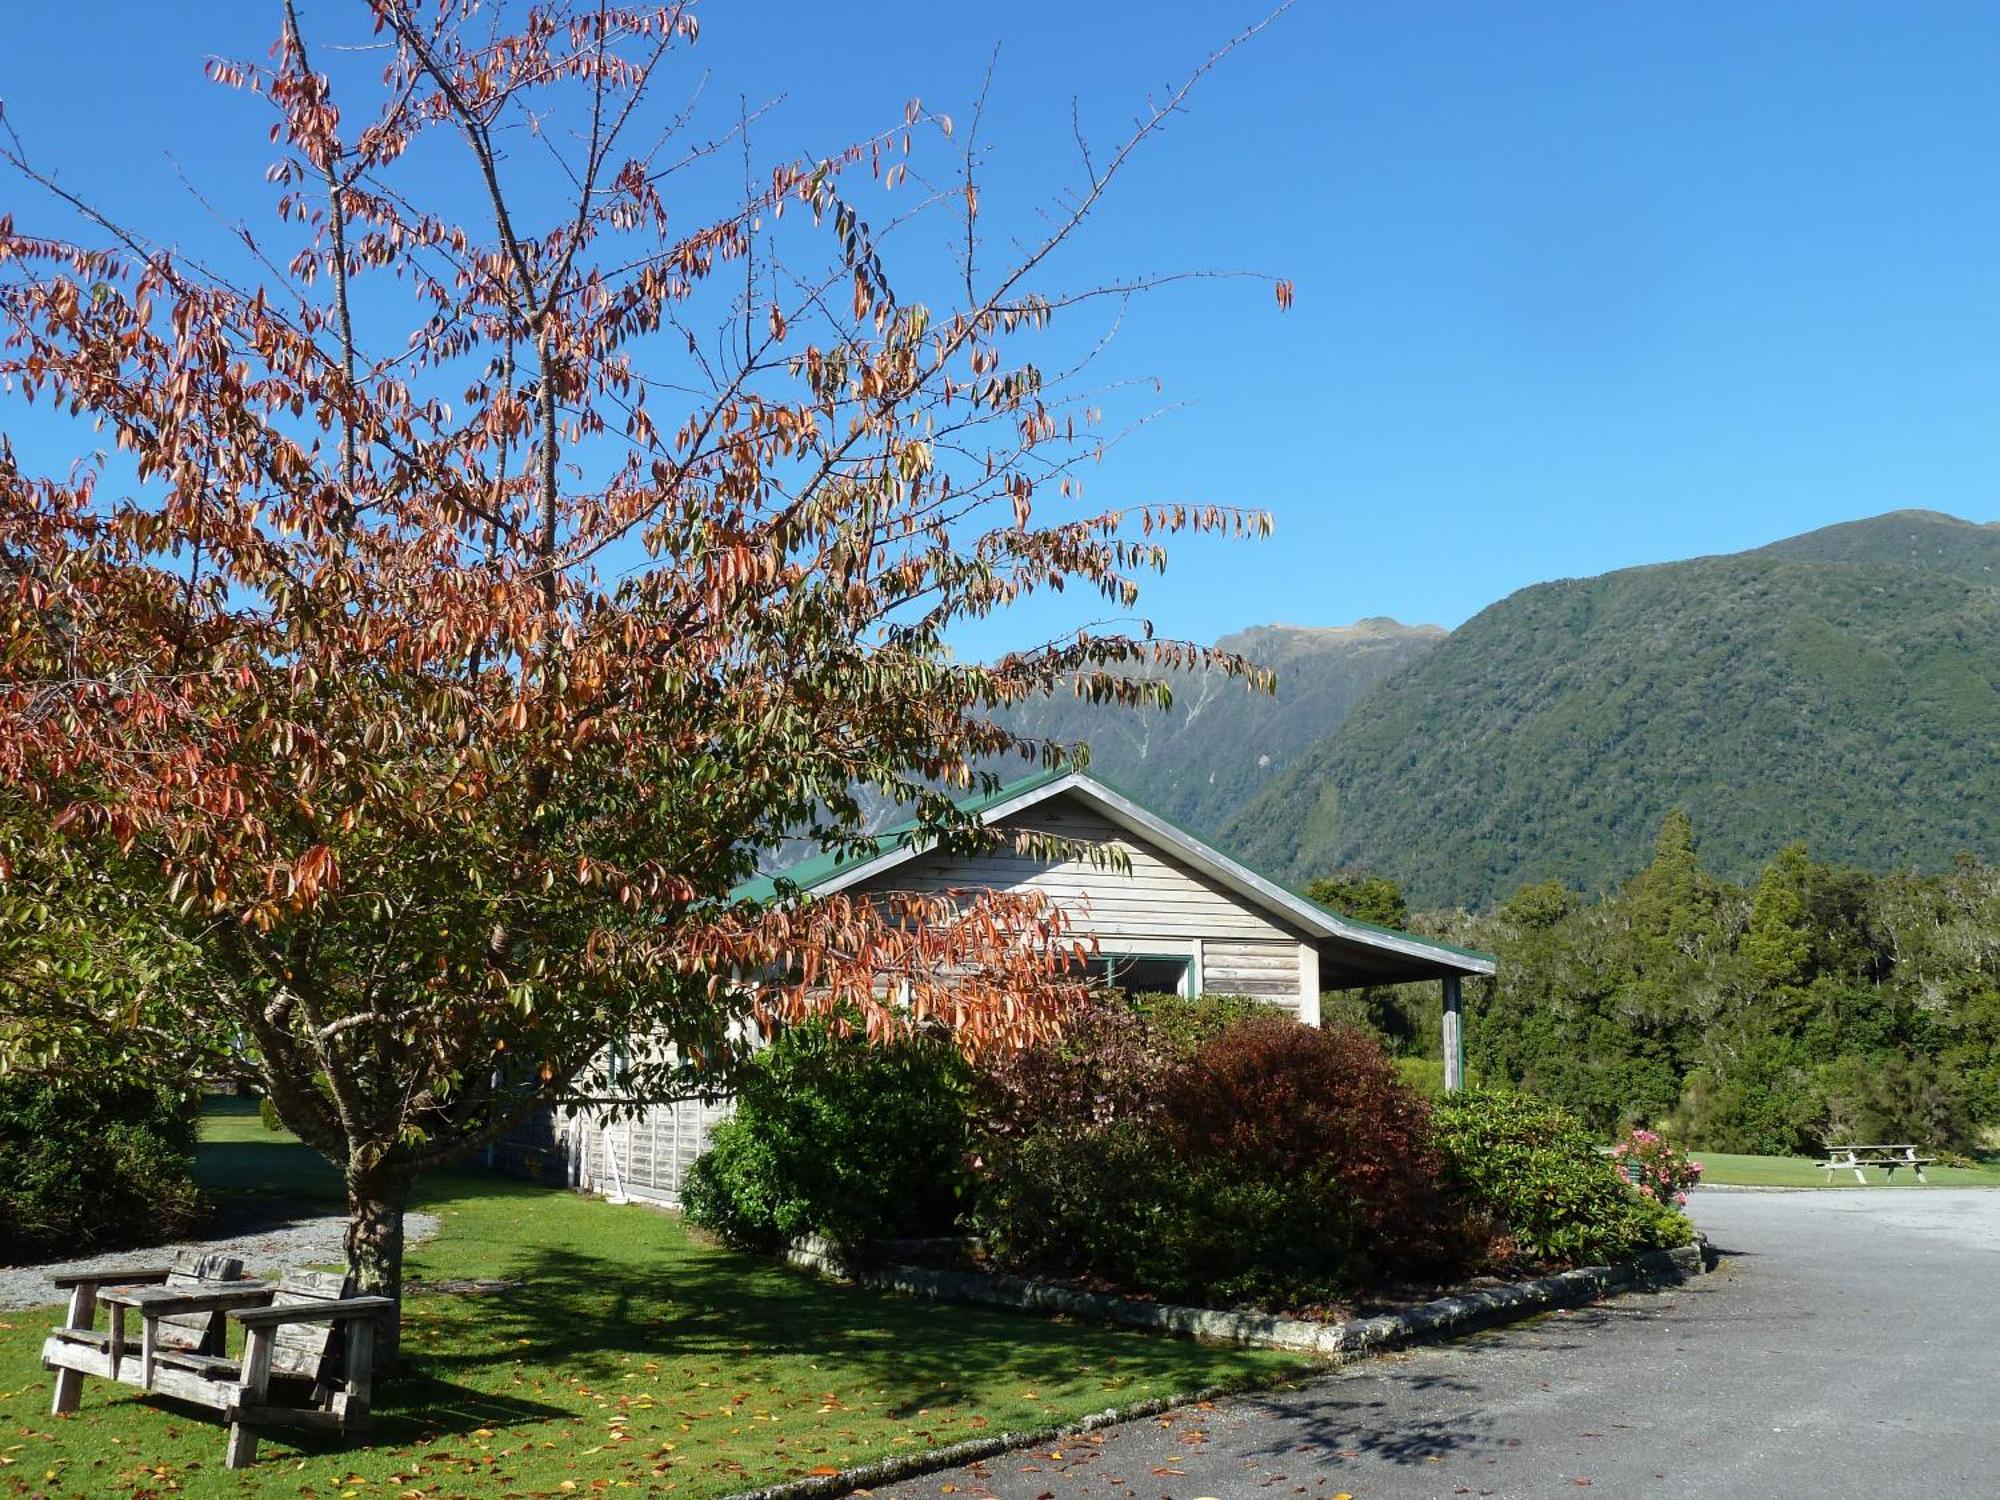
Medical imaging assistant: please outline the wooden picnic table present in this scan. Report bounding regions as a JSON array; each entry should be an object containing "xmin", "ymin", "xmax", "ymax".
[
  {"xmin": 46, "ymin": 1265, "xmax": 389, "ymax": 1468},
  {"xmin": 97, "ymin": 1281, "xmax": 275, "ymax": 1388},
  {"xmin": 1822, "ymin": 1143, "xmax": 1934, "ymax": 1184}
]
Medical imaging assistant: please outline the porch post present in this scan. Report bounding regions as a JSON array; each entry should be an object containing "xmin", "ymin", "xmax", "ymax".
[{"xmin": 1441, "ymin": 974, "xmax": 1464, "ymax": 1093}]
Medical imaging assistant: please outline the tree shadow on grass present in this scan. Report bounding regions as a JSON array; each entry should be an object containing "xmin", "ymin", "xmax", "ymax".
[
  {"xmin": 374, "ymin": 1372, "xmax": 573, "ymax": 1449},
  {"xmin": 83, "ymin": 1373, "xmax": 568, "ymax": 1459},
  {"xmin": 408, "ymin": 1239, "xmax": 1283, "ymax": 1421},
  {"xmin": 195, "ymin": 1137, "xmax": 346, "ymax": 1206}
]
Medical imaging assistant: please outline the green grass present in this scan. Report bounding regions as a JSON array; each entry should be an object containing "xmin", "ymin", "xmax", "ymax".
[
  {"xmin": 1392, "ymin": 1057, "xmax": 1487, "ymax": 1096},
  {"xmin": 191, "ymin": 1096, "xmax": 346, "ymax": 1202},
  {"xmin": 0, "ymin": 1104, "xmax": 1297, "ymax": 1497},
  {"xmin": 1694, "ymin": 1150, "xmax": 2000, "ymax": 1189}
]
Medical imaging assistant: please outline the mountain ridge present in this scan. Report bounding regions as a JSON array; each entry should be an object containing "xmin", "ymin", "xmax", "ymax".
[
  {"xmin": 1220, "ymin": 510, "xmax": 2000, "ymax": 909},
  {"xmin": 989, "ymin": 614, "xmax": 1445, "ymax": 840}
]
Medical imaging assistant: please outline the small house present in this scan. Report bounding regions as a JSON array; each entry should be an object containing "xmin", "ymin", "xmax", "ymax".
[{"xmin": 528, "ymin": 769, "xmax": 1495, "ymax": 1205}]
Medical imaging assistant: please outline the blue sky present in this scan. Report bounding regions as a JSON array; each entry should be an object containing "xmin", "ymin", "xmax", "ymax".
[{"xmin": 6, "ymin": 2, "xmax": 1999, "ymax": 658}]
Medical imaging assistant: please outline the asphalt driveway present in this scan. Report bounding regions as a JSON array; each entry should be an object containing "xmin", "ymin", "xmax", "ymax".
[{"xmin": 868, "ymin": 1190, "xmax": 2000, "ymax": 1499}]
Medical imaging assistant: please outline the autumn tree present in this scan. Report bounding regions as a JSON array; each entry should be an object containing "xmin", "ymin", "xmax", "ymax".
[{"xmin": 0, "ymin": 0, "xmax": 1285, "ymax": 1358}]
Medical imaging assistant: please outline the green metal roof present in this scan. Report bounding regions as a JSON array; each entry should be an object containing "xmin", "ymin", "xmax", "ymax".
[
  {"xmin": 728, "ymin": 766, "xmax": 1069, "ymax": 905},
  {"xmin": 730, "ymin": 767, "xmax": 1497, "ymax": 973},
  {"xmin": 1306, "ymin": 905, "xmax": 1497, "ymax": 968}
]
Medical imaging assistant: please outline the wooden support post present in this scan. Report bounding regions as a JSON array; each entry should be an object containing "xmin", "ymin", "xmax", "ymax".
[
  {"xmin": 1296, "ymin": 941, "xmax": 1321, "ymax": 1026},
  {"xmin": 50, "ymin": 1283, "xmax": 97, "ymax": 1415},
  {"xmin": 225, "ymin": 1327, "xmax": 276, "ymax": 1469},
  {"xmin": 1441, "ymin": 975, "xmax": 1464, "ymax": 1093},
  {"xmin": 107, "ymin": 1304, "xmax": 126, "ymax": 1385},
  {"xmin": 50, "ymin": 1364, "xmax": 83, "ymax": 1417},
  {"xmin": 342, "ymin": 1318, "xmax": 376, "ymax": 1430}
]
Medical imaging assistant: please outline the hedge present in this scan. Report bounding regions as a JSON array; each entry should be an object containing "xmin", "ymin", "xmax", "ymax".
[{"xmin": 0, "ymin": 1074, "xmax": 203, "ymax": 1263}]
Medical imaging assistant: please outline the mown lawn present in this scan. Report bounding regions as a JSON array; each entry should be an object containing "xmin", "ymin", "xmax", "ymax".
[
  {"xmin": 1694, "ymin": 1150, "xmax": 2000, "ymax": 1188},
  {"xmin": 0, "ymin": 1103, "xmax": 1299, "ymax": 1498}
]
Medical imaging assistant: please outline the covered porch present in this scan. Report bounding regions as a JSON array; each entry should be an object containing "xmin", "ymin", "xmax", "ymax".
[{"xmin": 1310, "ymin": 928, "xmax": 1495, "ymax": 1092}]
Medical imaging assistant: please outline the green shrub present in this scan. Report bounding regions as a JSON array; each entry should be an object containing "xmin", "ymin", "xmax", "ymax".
[
  {"xmin": 968, "ymin": 1117, "xmax": 1368, "ymax": 1309},
  {"xmin": 683, "ymin": 1021, "xmax": 970, "ymax": 1256},
  {"xmin": 1431, "ymin": 1090, "xmax": 1693, "ymax": 1269},
  {"xmin": 0, "ymin": 1074, "xmax": 203, "ymax": 1262},
  {"xmin": 1130, "ymin": 991, "xmax": 1267, "ymax": 1055}
]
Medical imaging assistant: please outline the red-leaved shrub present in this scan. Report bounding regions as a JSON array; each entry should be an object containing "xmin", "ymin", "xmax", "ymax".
[
  {"xmin": 973, "ymin": 996, "xmax": 1171, "ymax": 1152},
  {"xmin": 1166, "ymin": 1017, "xmax": 1456, "ymax": 1271},
  {"xmin": 971, "ymin": 998, "xmax": 1478, "ymax": 1306}
]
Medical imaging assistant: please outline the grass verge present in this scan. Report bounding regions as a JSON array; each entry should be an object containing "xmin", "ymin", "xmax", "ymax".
[
  {"xmin": 0, "ymin": 1102, "xmax": 1295, "ymax": 1498},
  {"xmin": 1694, "ymin": 1149, "xmax": 2000, "ymax": 1188}
]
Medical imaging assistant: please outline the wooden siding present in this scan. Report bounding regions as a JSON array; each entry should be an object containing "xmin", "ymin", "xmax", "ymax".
[
  {"xmin": 858, "ymin": 795, "xmax": 1312, "ymax": 947},
  {"xmin": 572, "ymin": 1096, "xmax": 732, "ymax": 1206},
  {"xmin": 492, "ymin": 790, "xmax": 1342, "ymax": 1208},
  {"xmin": 1203, "ymin": 937, "xmax": 1303, "ymax": 1010}
]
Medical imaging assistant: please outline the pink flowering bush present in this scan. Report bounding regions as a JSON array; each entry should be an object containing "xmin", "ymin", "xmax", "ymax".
[{"xmin": 1613, "ymin": 1128, "xmax": 1705, "ymax": 1206}]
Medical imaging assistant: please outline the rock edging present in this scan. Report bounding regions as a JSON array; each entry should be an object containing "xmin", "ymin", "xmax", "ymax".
[
  {"xmin": 786, "ymin": 1237, "xmax": 1707, "ymax": 1358},
  {"xmin": 733, "ymin": 1237, "xmax": 1710, "ymax": 1500}
]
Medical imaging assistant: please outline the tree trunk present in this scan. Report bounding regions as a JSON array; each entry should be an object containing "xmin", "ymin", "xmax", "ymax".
[{"xmin": 344, "ymin": 1169, "xmax": 412, "ymax": 1373}]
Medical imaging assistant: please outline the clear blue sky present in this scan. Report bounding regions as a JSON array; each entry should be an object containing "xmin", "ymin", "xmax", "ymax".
[{"xmin": 6, "ymin": 2, "xmax": 1999, "ymax": 658}]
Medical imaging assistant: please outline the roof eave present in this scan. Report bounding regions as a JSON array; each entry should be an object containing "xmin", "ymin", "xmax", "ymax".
[
  {"xmin": 742, "ymin": 769, "xmax": 1497, "ymax": 981},
  {"xmin": 1058, "ymin": 778, "xmax": 1495, "ymax": 979}
]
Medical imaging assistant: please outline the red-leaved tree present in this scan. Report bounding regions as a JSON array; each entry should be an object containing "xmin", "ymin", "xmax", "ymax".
[{"xmin": 0, "ymin": 0, "xmax": 1282, "ymax": 1358}]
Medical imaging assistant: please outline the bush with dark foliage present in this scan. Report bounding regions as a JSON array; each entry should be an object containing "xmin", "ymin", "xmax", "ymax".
[
  {"xmin": 972, "ymin": 1003, "xmax": 1464, "ymax": 1308},
  {"xmin": 0, "ymin": 1075, "xmax": 203, "ymax": 1263},
  {"xmin": 1169, "ymin": 1016, "xmax": 1456, "ymax": 1269},
  {"xmin": 691, "ymin": 993, "xmax": 1695, "ymax": 1309}
]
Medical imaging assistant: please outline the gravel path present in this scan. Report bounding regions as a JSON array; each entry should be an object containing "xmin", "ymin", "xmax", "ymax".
[
  {"xmin": 872, "ymin": 1189, "xmax": 2000, "ymax": 1500},
  {"xmin": 0, "ymin": 1200, "xmax": 439, "ymax": 1310}
]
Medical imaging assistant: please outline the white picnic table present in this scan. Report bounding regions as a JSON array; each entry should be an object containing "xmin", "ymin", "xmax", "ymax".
[{"xmin": 1821, "ymin": 1143, "xmax": 1933, "ymax": 1184}]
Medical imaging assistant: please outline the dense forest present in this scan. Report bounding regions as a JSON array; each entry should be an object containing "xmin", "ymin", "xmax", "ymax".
[
  {"xmin": 1322, "ymin": 814, "xmax": 2000, "ymax": 1157},
  {"xmin": 1227, "ymin": 511, "xmax": 2000, "ymax": 909}
]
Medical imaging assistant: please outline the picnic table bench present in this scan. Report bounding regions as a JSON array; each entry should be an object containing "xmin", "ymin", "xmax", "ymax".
[
  {"xmin": 42, "ymin": 1260, "xmax": 392, "ymax": 1468},
  {"xmin": 1821, "ymin": 1143, "xmax": 1934, "ymax": 1184},
  {"xmin": 44, "ymin": 1251, "xmax": 253, "ymax": 1411}
]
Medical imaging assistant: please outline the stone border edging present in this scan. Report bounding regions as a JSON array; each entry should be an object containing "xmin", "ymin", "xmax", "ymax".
[
  {"xmin": 786, "ymin": 1238, "xmax": 1707, "ymax": 1358},
  {"xmin": 728, "ymin": 1238, "xmax": 1710, "ymax": 1500}
]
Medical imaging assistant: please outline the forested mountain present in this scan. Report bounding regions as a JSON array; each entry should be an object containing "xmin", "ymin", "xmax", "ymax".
[
  {"xmin": 990, "ymin": 618, "xmax": 1443, "ymax": 838},
  {"xmin": 1225, "ymin": 511, "xmax": 2000, "ymax": 909},
  {"xmin": 1750, "ymin": 507, "xmax": 2000, "ymax": 587}
]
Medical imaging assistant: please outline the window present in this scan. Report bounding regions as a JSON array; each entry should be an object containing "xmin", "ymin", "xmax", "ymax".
[{"xmin": 1081, "ymin": 953, "xmax": 1192, "ymax": 1000}]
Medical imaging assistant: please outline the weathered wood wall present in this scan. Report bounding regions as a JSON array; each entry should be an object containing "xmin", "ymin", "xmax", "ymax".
[
  {"xmin": 866, "ymin": 793, "xmax": 1318, "ymax": 1017},
  {"xmin": 565, "ymin": 1095, "xmax": 735, "ymax": 1206},
  {"xmin": 875, "ymin": 798, "xmax": 1308, "ymax": 947}
]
